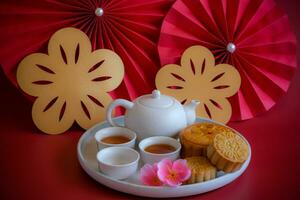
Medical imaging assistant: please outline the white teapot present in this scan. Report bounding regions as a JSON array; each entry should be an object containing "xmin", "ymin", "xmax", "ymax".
[{"xmin": 106, "ymin": 90, "xmax": 199, "ymax": 140}]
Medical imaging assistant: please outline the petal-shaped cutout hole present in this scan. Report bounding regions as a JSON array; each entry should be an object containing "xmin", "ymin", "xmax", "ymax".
[
  {"xmin": 88, "ymin": 60, "xmax": 105, "ymax": 73},
  {"xmin": 181, "ymin": 99, "xmax": 187, "ymax": 104},
  {"xmin": 211, "ymin": 72, "xmax": 225, "ymax": 82},
  {"xmin": 204, "ymin": 104, "xmax": 212, "ymax": 119},
  {"xmin": 87, "ymin": 95, "xmax": 104, "ymax": 108},
  {"xmin": 36, "ymin": 64, "xmax": 55, "ymax": 74},
  {"xmin": 209, "ymin": 99, "xmax": 222, "ymax": 110},
  {"xmin": 214, "ymin": 85, "xmax": 230, "ymax": 89},
  {"xmin": 43, "ymin": 96, "xmax": 58, "ymax": 112},
  {"xmin": 81, "ymin": 101, "xmax": 91, "ymax": 120},
  {"xmin": 201, "ymin": 59, "xmax": 206, "ymax": 74},
  {"xmin": 190, "ymin": 59, "xmax": 195, "ymax": 75},
  {"xmin": 75, "ymin": 43, "xmax": 80, "ymax": 64},
  {"xmin": 32, "ymin": 80, "xmax": 53, "ymax": 85},
  {"xmin": 171, "ymin": 73, "xmax": 185, "ymax": 82},
  {"xmin": 60, "ymin": 45, "xmax": 67, "ymax": 64},
  {"xmin": 92, "ymin": 76, "xmax": 112, "ymax": 82},
  {"xmin": 59, "ymin": 101, "xmax": 66, "ymax": 121},
  {"xmin": 166, "ymin": 86, "xmax": 184, "ymax": 89}
]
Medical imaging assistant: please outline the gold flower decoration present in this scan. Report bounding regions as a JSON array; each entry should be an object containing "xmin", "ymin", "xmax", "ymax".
[
  {"xmin": 17, "ymin": 27, "xmax": 124, "ymax": 134},
  {"xmin": 156, "ymin": 45, "xmax": 241, "ymax": 124}
]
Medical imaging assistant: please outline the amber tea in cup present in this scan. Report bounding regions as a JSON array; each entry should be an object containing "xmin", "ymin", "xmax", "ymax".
[
  {"xmin": 101, "ymin": 135, "xmax": 131, "ymax": 144},
  {"xmin": 144, "ymin": 144, "xmax": 176, "ymax": 154}
]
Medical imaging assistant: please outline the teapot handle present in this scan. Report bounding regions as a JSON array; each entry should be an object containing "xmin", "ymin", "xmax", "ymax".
[{"xmin": 106, "ymin": 99, "xmax": 134, "ymax": 127}]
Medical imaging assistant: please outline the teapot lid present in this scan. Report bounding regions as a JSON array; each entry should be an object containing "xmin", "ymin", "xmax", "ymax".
[{"xmin": 137, "ymin": 90, "xmax": 174, "ymax": 108}]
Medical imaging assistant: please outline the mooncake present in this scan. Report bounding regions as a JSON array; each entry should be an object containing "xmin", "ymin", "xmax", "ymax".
[
  {"xmin": 185, "ymin": 156, "xmax": 216, "ymax": 184},
  {"xmin": 207, "ymin": 130, "xmax": 249, "ymax": 173},
  {"xmin": 180, "ymin": 123, "xmax": 225, "ymax": 157}
]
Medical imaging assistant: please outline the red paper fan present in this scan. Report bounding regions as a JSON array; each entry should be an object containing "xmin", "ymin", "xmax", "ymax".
[
  {"xmin": 158, "ymin": 0, "xmax": 297, "ymax": 121},
  {"xmin": 0, "ymin": 0, "xmax": 174, "ymax": 102}
]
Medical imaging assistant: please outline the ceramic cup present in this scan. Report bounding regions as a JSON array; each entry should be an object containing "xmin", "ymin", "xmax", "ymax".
[
  {"xmin": 139, "ymin": 136, "xmax": 181, "ymax": 164},
  {"xmin": 94, "ymin": 127, "xmax": 136, "ymax": 151},
  {"xmin": 96, "ymin": 147, "xmax": 140, "ymax": 180}
]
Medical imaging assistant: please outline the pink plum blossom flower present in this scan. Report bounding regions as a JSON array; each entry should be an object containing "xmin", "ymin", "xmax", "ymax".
[
  {"xmin": 157, "ymin": 159, "xmax": 191, "ymax": 187},
  {"xmin": 140, "ymin": 163, "xmax": 164, "ymax": 186}
]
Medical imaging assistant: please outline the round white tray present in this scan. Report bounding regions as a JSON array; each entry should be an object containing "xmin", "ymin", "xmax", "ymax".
[{"xmin": 77, "ymin": 116, "xmax": 251, "ymax": 198}]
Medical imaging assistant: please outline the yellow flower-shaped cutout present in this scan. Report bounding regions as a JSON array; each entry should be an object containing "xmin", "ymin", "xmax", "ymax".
[
  {"xmin": 17, "ymin": 27, "xmax": 124, "ymax": 134},
  {"xmin": 156, "ymin": 45, "xmax": 241, "ymax": 124}
]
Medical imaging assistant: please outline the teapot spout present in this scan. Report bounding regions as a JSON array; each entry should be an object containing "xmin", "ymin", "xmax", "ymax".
[{"xmin": 183, "ymin": 100, "xmax": 200, "ymax": 125}]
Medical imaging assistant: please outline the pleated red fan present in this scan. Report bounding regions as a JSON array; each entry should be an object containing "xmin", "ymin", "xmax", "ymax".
[
  {"xmin": 0, "ymin": 0, "xmax": 174, "ymax": 102},
  {"xmin": 158, "ymin": 0, "xmax": 297, "ymax": 121}
]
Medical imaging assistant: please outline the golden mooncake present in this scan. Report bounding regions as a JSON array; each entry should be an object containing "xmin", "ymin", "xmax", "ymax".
[
  {"xmin": 207, "ymin": 130, "xmax": 249, "ymax": 173},
  {"xmin": 185, "ymin": 156, "xmax": 216, "ymax": 184},
  {"xmin": 180, "ymin": 123, "xmax": 226, "ymax": 157}
]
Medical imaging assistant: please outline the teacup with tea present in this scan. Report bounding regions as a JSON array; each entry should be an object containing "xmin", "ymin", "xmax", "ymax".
[
  {"xmin": 139, "ymin": 136, "xmax": 181, "ymax": 164},
  {"xmin": 94, "ymin": 127, "xmax": 137, "ymax": 150}
]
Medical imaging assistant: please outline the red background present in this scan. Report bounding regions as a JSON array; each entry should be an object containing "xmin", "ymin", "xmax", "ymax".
[{"xmin": 1, "ymin": 0, "xmax": 300, "ymax": 199}]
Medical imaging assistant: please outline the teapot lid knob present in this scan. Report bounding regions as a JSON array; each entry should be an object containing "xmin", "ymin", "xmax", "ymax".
[
  {"xmin": 138, "ymin": 89, "xmax": 173, "ymax": 108},
  {"xmin": 152, "ymin": 90, "xmax": 161, "ymax": 99}
]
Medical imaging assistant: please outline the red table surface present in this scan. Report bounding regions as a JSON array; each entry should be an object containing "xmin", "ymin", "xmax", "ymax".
[{"xmin": 1, "ymin": 0, "xmax": 300, "ymax": 199}]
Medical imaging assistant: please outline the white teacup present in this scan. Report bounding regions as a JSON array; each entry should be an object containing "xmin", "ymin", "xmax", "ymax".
[
  {"xmin": 97, "ymin": 147, "xmax": 140, "ymax": 180},
  {"xmin": 139, "ymin": 136, "xmax": 181, "ymax": 164},
  {"xmin": 94, "ymin": 127, "xmax": 136, "ymax": 151}
]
